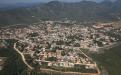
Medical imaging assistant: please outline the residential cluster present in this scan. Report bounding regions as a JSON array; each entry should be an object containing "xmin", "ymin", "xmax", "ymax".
[{"xmin": 0, "ymin": 21, "xmax": 120, "ymax": 73}]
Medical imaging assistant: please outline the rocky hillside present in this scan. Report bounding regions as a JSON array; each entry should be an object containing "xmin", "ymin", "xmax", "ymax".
[{"xmin": 0, "ymin": 0, "xmax": 121, "ymax": 26}]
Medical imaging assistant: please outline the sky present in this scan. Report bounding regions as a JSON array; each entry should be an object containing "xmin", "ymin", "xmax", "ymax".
[{"xmin": 0, "ymin": 0, "xmax": 104, "ymax": 4}]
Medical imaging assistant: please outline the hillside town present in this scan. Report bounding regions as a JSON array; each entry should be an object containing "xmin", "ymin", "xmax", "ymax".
[{"xmin": 0, "ymin": 20, "xmax": 121, "ymax": 74}]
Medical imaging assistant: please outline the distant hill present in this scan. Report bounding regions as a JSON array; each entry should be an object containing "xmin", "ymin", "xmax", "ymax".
[{"xmin": 0, "ymin": 0, "xmax": 121, "ymax": 26}]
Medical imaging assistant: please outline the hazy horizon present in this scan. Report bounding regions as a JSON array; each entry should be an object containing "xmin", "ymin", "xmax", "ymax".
[{"xmin": 0, "ymin": 0, "xmax": 104, "ymax": 4}]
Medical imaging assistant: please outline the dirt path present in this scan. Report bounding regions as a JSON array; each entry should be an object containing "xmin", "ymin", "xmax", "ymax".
[{"xmin": 14, "ymin": 43, "xmax": 33, "ymax": 70}]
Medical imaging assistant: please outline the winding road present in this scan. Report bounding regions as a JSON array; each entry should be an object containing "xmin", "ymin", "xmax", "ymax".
[{"xmin": 14, "ymin": 42, "xmax": 34, "ymax": 70}]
